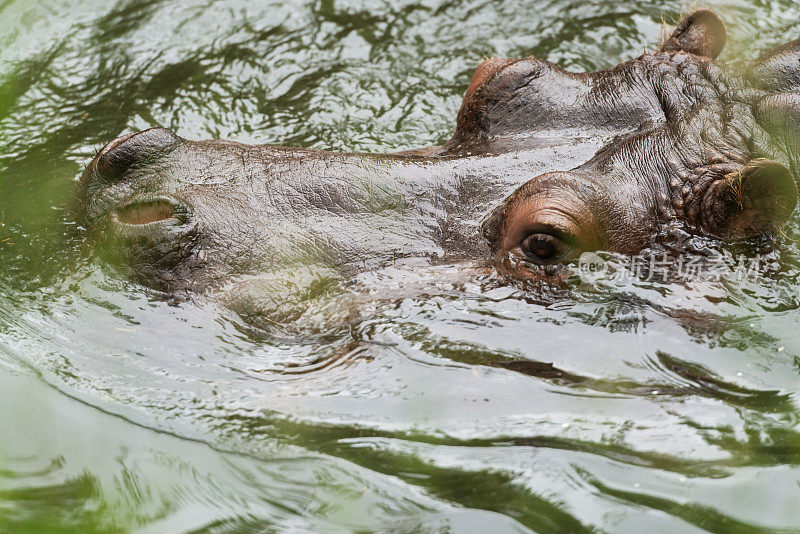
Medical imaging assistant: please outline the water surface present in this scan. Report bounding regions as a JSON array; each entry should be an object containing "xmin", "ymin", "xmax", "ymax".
[{"xmin": 2, "ymin": 0, "xmax": 800, "ymax": 532}]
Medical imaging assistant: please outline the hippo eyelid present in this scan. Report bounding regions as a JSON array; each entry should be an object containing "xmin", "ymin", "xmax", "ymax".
[{"xmin": 517, "ymin": 221, "xmax": 577, "ymax": 245}]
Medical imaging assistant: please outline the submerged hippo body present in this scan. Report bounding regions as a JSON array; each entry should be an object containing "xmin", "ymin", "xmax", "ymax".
[{"xmin": 75, "ymin": 10, "xmax": 800, "ymax": 325}]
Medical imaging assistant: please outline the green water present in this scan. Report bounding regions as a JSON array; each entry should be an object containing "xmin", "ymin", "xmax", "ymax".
[{"xmin": 2, "ymin": 0, "xmax": 800, "ymax": 532}]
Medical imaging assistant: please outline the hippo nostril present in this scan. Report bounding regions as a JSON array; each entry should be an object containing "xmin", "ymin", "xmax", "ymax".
[
  {"xmin": 93, "ymin": 127, "xmax": 180, "ymax": 182},
  {"xmin": 95, "ymin": 133, "xmax": 138, "ymax": 180},
  {"xmin": 115, "ymin": 199, "xmax": 178, "ymax": 225}
]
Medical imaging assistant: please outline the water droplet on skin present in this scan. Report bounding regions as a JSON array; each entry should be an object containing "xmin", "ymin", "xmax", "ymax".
[
  {"xmin": 778, "ymin": 346, "xmax": 784, "ymax": 352},
  {"xmin": 651, "ymin": 390, "xmax": 659, "ymax": 395}
]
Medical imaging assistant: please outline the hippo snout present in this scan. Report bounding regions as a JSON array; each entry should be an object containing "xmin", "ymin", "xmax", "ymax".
[{"xmin": 75, "ymin": 127, "xmax": 185, "ymax": 230}]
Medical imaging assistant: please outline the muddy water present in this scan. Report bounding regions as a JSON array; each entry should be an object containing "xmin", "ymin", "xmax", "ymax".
[{"xmin": 2, "ymin": 1, "xmax": 800, "ymax": 532}]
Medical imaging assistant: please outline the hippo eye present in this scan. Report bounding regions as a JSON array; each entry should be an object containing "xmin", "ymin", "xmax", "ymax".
[{"xmin": 520, "ymin": 233, "xmax": 570, "ymax": 262}]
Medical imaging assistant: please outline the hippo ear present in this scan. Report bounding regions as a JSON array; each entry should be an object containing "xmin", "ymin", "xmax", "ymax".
[
  {"xmin": 660, "ymin": 9, "xmax": 726, "ymax": 59},
  {"xmin": 701, "ymin": 159, "xmax": 797, "ymax": 238},
  {"xmin": 442, "ymin": 57, "xmax": 551, "ymax": 150}
]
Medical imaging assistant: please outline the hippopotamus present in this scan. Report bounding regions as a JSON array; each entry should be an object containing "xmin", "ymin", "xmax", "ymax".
[{"xmin": 73, "ymin": 10, "xmax": 800, "ymax": 326}]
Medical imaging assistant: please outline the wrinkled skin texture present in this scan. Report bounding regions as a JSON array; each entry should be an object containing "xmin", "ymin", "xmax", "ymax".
[{"xmin": 74, "ymin": 10, "xmax": 800, "ymax": 325}]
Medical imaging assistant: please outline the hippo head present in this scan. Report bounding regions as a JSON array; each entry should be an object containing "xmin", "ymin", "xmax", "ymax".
[
  {"xmin": 467, "ymin": 10, "xmax": 800, "ymax": 270},
  {"xmin": 74, "ymin": 9, "xmax": 800, "ymax": 302}
]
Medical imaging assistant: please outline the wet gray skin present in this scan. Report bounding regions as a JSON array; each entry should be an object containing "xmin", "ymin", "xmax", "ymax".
[{"xmin": 75, "ymin": 10, "xmax": 800, "ymax": 326}]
